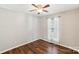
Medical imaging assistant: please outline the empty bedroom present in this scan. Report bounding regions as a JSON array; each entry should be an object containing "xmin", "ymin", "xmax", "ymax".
[{"xmin": 0, "ymin": 4, "xmax": 79, "ymax": 54}]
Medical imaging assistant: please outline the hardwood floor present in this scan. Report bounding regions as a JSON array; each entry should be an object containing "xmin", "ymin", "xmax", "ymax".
[{"xmin": 3, "ymin": 39, "xmax": 79, "ymax": 54}]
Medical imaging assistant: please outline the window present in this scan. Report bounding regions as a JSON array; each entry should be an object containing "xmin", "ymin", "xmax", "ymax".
[{"xmin": 48, "ymin": 16, "xmax": 59, "ymax": 43}]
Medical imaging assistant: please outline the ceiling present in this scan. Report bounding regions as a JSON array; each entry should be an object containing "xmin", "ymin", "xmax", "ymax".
[{"xmin": 0, "ymin": 4, "xmax": 79, "ymax": 16}]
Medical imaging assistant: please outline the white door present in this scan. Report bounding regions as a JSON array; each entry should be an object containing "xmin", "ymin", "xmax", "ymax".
[{"xmin": 48, "ymin": 17, "xmax": 59, "ymax": 43}]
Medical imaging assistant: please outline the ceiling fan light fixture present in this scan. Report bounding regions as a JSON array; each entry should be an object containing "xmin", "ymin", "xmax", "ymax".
[
  {"xmin": 30, "ymin": 4, "xmax": 50, "ymax": 14},
  {"xmin": 37, "ymin": 9, "xmax": 43, "ymax": 12}
]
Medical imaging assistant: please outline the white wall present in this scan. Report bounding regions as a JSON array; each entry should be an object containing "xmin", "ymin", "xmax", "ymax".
[
  {"xmin": 37, "ymin": 16, "xmax": 48, "ymax": 40},
  {"xmin": 57, "ymin": 8, "xmax": 79, "ymax": 49},
  {"xmin": 38, "ymin": 8, "xmax": 79, "ymax": 50},
  {"xmin": 0, "ymin": 8, "xmax": 39, "ymax": 53}
]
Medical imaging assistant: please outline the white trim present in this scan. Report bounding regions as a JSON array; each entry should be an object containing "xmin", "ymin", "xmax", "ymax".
[
  {"xmin": 1, "ymin": 39, "xmax": 79, "ymax": 54},
  {"xmin": 0, "ymin": 39, "xmax": 39, "ymax": 54},
  {"xmin": 42, "ymin": 39, "xmax": 79, "ymax": 52},
  {"xmin": 58, "ymin": 43, "xmax": 79, "ymax": 52}
]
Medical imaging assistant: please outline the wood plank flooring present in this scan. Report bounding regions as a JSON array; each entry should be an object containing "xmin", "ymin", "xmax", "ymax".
[{"xmin": 2, "ymin": 39, "xmax": 79, "ymax": 54}]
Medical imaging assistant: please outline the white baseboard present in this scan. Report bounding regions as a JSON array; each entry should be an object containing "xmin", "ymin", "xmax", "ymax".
[
  {"xmin": 0, "ymin": 39, "xmax": 39, "ymax": 54},
  {"xmin": 58, "ymin": 44, "xmax": 79, "ymax": 52},
  {"xmin": 1, "ymin": 39, "xmax": 79, "ymax": 54},
  {"xmin": 42, "ymin": 39, "xmax": 79, "ymax": 52}
]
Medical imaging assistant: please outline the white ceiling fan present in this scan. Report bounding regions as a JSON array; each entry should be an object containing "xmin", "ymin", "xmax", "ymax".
[{"xmin": 29, "ymin": 4, "xmax": 50, "ymax": 14}]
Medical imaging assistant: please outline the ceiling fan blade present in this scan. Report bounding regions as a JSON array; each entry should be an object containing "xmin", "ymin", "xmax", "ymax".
[
  {"xmin": 43, "ymin": 10, "xmax": 48, "ymax": 12},
  {"xmin": 32, "ymin": 4, "xmax": 38, "ymax": 8},
  {"xmin": 43, "ymin": 4, "xmax": 50, "ymax": 8}
]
